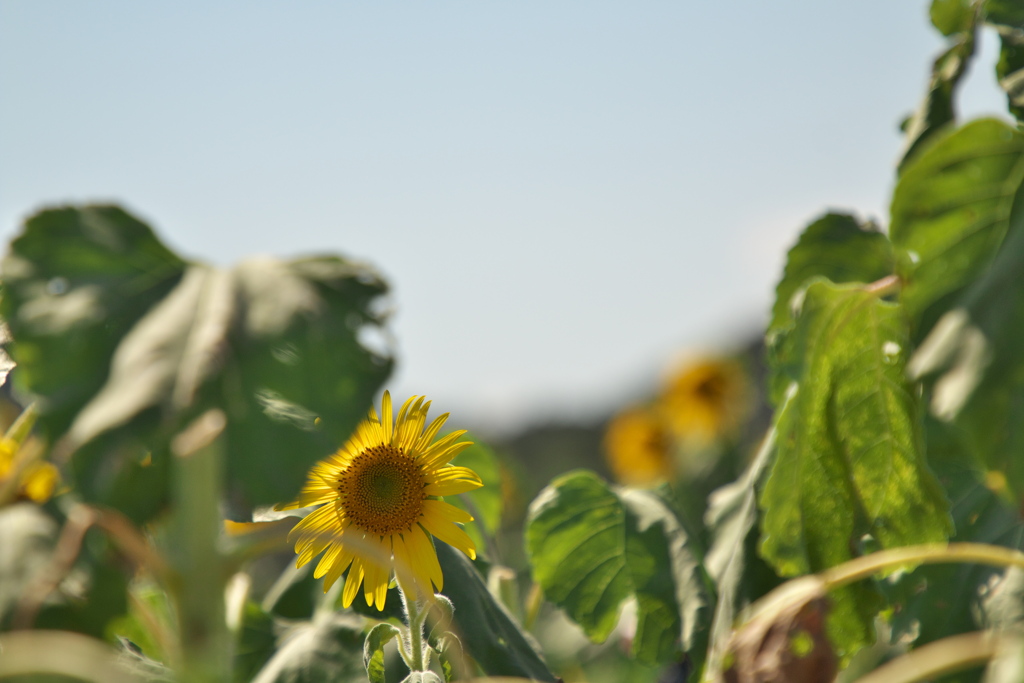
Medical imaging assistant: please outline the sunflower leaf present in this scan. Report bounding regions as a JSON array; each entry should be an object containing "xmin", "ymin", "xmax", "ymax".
[
  {"xmin": 890, "ymin": 119, "xmax": 1024, "ymax": 334},
  {"xmin": 1, "ymin": 205, "xmax": 393, "ymax": 516},
  {"xmin": 363, "ymin": 623, "xmax": 402, "ymax": 683},
  {"xmin": 760, "ymin": 279, "xmax": 951, "ymax": 662},
  {"xmin": 434, "ymin": 542, "xmax": 558, "ymax": 682},
  {"xmin": 525, "ymin": 470, "xmax": 712, "ymax": 666}
]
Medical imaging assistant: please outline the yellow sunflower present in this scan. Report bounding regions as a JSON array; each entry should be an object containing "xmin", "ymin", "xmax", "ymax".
[
  {"xmin": 657, "ymin": 357, "xmax": 749, "ymax": 443},
  {"xmin": 277, "ymin": 392, "xmax": 483, "ymax": 610},
  {"xmin": 603, "ymin": 407, "xmax": 672, "ymax": 486}
]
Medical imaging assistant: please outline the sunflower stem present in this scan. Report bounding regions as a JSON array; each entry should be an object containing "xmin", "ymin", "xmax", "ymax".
[{"xmin": 400, "ymin": 587, "xmax": 429, "ymax": 672}]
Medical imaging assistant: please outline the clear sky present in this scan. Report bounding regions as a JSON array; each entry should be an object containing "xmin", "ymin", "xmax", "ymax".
[{"xmin": 0, "ymin": 1, "xmax": 1011, "ymax": 432}]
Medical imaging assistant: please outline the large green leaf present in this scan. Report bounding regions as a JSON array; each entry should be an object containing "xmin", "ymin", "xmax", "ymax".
[
  {"xmin": 434, "ymin": 542, "xmax": 558, "ymax": 682},
  {"xmin": 768, "ymin": 212, "xmax": 894, "ymax": 404},
  {"xmin": 908, "ymin": 172, "xmax": 1024, "ymax": 497},
  {"xmin": 890, "ymin": 119, "xmax": 1024, "ymax": 333},
  {"xmin": 883, "ymin": 418, "xmax": 1024, "ymax": 683},
  {"xmin": 1, "ymin": 205, "xmax": 393, "ymax": 513},
  {"xmin": 770, "ymin": 213, "xmax": 893, "ymax": 337},
  {"xmin": 525, "ymin": 470, "xmax": 711, "ymax": 666},
  {"xmin": 760, "ymin": 279, "xmax": 951, "ymax": 659},
  {"xmin": 0, "ymin": 206, "xmax": 186, "ymax": 439}
]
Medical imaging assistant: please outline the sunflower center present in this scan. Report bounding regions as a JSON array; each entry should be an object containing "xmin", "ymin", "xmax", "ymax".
[{"xmin": 337, "ymin": 444, "xmax": 425, "ymax": 536}]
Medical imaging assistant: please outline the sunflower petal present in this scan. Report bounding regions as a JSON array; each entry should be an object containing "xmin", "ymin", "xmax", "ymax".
[
  {"xmin": 407, "ymin": 524, "xmax": 444, "ymax": 592},
  {"xmin": 342, "ymin": 558, "xmax": 365, "ymax": 608},
  {"xmin": 381, "ymin": 391, "xmax": 393, "ymax": 444},
  {"xmin": 424, "ymin": 466, "xmax": 484, "ymax": 496},
  {"xmin": 422, "ymin": 517, "xmax": 478, "ymax": 561}
]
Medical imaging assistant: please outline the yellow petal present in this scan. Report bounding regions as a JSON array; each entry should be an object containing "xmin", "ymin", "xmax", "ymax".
[
  {"xmin": 342, "ymin": 558, "xmax": 365, "ymax": 608},
  {"xmin": 424, "ymin": 466, "xmax": 483, "ymax": 496},
  {"xmin": 422, "ymin": 499, "xmax": 474, "ymax": 525},
  {"xmin": 422, "ymin": 518, "xmax": 477, "ymax": 562},
  {"xmin": 406, "ymin": 524, "xmax": 444, "ymax": 592},
  {"xmin": 381, "ymin": 391, "xmax": 393, "ymax": 444}
]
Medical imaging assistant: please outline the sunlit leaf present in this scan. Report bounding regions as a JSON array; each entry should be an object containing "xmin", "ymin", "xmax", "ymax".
[
  {"xmin": 931, "ymin": 0, "xmax": 976, "ymax": 36},
  {"xmin": 761, "ymin": 279, "xmax": 951, "ymax": 660},
  {"xmin": 363, "ymin": 623, "xmax": 401, "ymax": 683},
  {"xmin": 890, "ymin": 119, "xmax": 1024, "ymax": 333},
  {"xmin": 768, "ymin": 212, "xmax": 894, "ymax": 403},
  {"xmin": 526, "ymin": 470, "xmax": 711, "ymax": 665}
]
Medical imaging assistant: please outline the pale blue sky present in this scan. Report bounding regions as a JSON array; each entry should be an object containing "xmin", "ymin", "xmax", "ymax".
[{"xmin": 0, "ymin": 2, "xmax": 1011, "ymax": 431}]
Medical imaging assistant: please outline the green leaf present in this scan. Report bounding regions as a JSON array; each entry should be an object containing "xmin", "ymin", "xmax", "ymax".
[
  {"xmin": 0, "ymin": 205, "xmax": 186, "ymax": 440},
  {"xmin": 885, "ymin": 418, "xmax": 1024, "ymax": 664},
  {"xmin": 760, "ymin": 280, "xmax": 951, "ymax": 659},
  {"xmin": 448, "ymin": 437, "xmax": 503, "ymax": 559},
  {"xmin": 768, "ymin": 212, "xmax": 894, "ymax": 403},
  {"xmin": 433, "ymin": 542, "xmax": 558, "ymax": 682},
  {"xmin": 433, "ymin": 633, "xmax": 464, "ymax": 683},
  {"xmin": 1, "ymin": 205, "xmax": 393, "ymax": 514},
  {"xmin": 987, "ymin": 1, "xmax": 1024, "ymax": 121},
  {"xmin": 898, "ymin": 32, "xmax": 977, "ymax": 171},
  {"xmin": 771, "ymin": 213, "xmax": 893, "ymax": 336},
  {"xmin": 933, "ymin": 0, "xmax": 970, "ymax": 36},
  {"xmin": 250, "ymin": 612, "xmax": 366, "ymax": 683},
  {"xmin": 363, "ymin": 623, "xmax": 402, "ymax": 683},
  {"xmin": 908, "ymin": 171, "xmax": 1024, "ymax": 498},
  {"xmin": 932, "ymin": 0, "xmax": 977, "ymax": 35},
  {"xmin": 703, "ymin": 428, "xmax": 783, "ymax": 680},
  {"xmin": 235, "ymin": 602, "xmax": 278, "ymax": 683},
  {"xmin": 890, "ymin": 119, "xmax": 1024, "ymax": 332},
  {"xmin": 525, "ymin": 470, "xmax": 711, "ymax": 665}
]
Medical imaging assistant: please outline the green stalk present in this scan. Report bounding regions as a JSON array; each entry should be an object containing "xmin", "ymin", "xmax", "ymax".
[
  {"xmin": 403, "ymin": 592, "xmax": 427, "ymax": 672},
  {"xmin": 168, "ymin": 410, "xmax": 230, "ymax": 683}
]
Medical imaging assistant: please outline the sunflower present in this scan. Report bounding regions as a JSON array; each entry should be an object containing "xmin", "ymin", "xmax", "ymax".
[
  {"xmin": 657, "ymin": 357, "xmax": 748, "ymax": 443},
  {"xmin": 603, "ymin": 407, "xmax": 672, "ymax": 486},
  {"xmin": 277, "ymin": 392, "xmax": 483, "ymax": 610}
]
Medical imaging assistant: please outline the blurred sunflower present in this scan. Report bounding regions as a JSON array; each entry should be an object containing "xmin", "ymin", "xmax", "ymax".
[
  {"xmin": 277, "ymin": 392, "xmax": 482, "ymax": 610},
  {"xmin": 603, "ymin": 407, "xmax": 672, "ymax": 486},
  {"xmin": 657, "ymin": 357, "xmax": 748, "ymax": 443}
]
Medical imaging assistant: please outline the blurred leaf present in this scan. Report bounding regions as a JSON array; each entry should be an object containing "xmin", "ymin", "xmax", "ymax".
[
  {"xmin": 908, "ymin": 174, "xmax": 1024, "ymax": 497},
  {"xmin": 448, "ymin": 438, "xmax": 502, "ymax": 558},
  {"xmin": 526, "ymin": 470, "xmax": 711, "ymax": 665},
  {"xmin": 884, "ymin": 418, "xmax": 1024, "ymax": 680},
  {"xmin": 987, "ymin": 2, "xmax": 1024, "ymax": 121},
  {"xmin": 761, "ymin": 280, "xmax": 951, "ymax": 660},
  {"xmin": 2, "ymin": 205, "xmax": 393, "ymax": 514},
  {"xmin": 0, "ymin": 206, "xmax": 187, "ymax": 439},
  {"xmin": 0, "ymin": 502, "xmax": 57, "ymax": 627},
  {"xmin": 113, "ymin": 637, "xmax": 175, "ymax": 683},
  {"xmin": 434, "ymin": 541, "xmax": 558, "ymax": 682},
  {"xmin": 363, "ymin": 623, "xmax": 401, "ymax": 683},
  {"xmin": 890, "ymin": 119, "xmax": 1024, "ymax": 332},
  {"xmin": 236, "ymin": 601, "xmax": 279, "ymax": 683},
  {"xmin": 932, "ymin": 0, "xmax": 977, "ymax": 35},
  {"xmin": 703, "ymin": 428, "xmax": 783, "ymax": 680},
  {"xmin": 898, "ymin": 24, "xmax": 977, "ymax": 171},
  {"xmin": 768, "ymin": 213, "xmax": 894, "ymax": 403},
  {"xmin": 251, "ymin": 612, "xmax": 366, "ymax": 683}
]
